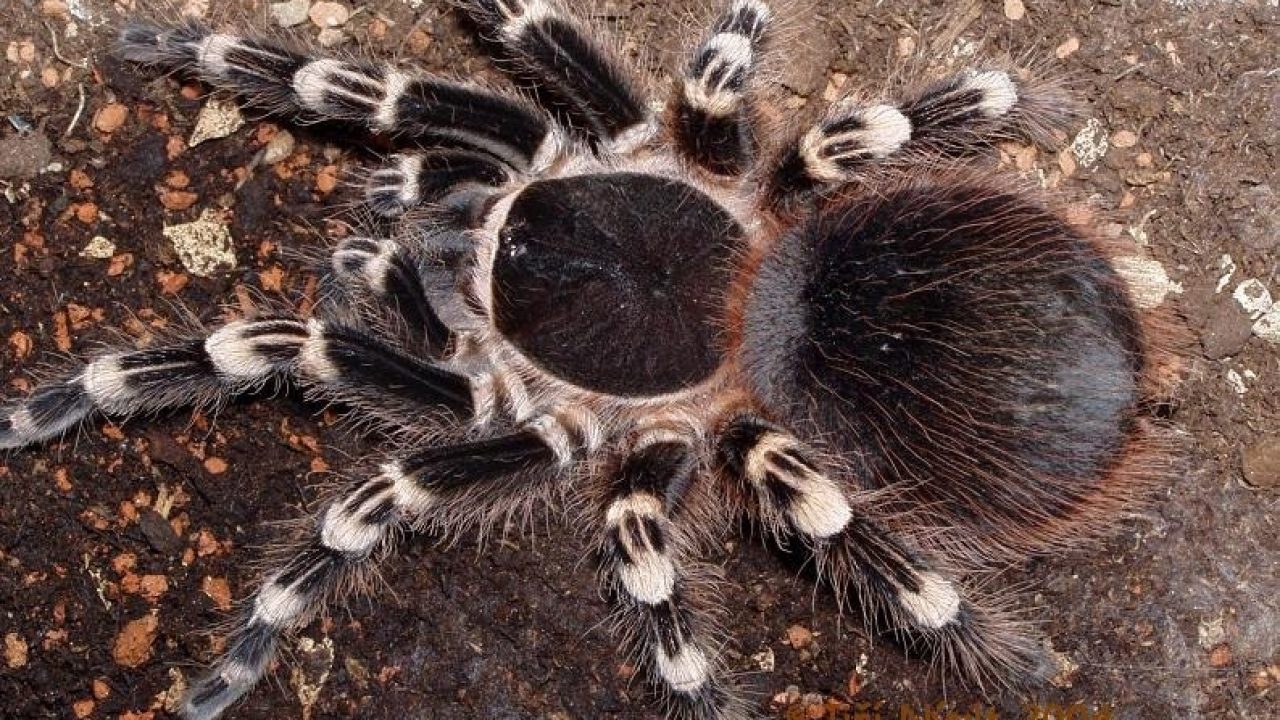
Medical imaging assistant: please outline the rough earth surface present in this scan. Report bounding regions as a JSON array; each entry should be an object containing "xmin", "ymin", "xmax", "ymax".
[{"xmin": 1, "ymin": 1, "xmax": 1277, "ymax": 719}]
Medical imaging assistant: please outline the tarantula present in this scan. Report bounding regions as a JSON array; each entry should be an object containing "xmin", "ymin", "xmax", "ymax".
[{"xmin": 0, "ymin": 0, "xmax": 1178, "ymax": 718}]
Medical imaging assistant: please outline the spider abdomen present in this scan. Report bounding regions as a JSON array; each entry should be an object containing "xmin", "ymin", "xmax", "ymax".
[
  {"xmin": 492, "ymin": 172, "xmax": 745, "ymax": 396},
  {"xmin": 743, "ymin": 176, "xmax": 1148, "ymax": 553}
]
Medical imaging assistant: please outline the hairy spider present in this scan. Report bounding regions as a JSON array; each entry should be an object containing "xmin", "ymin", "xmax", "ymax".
[{"xmin": 0, "ymin": 0, "xmax": 1180, "ymax": 718}]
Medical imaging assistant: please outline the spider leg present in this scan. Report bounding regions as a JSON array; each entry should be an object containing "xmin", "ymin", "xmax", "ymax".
[
  {"xmin": 716, "ymin": 414, "xmax": 1048, "ymax": 689},
  {"xmin": 0, "ymin": 318, "xmax": 479, "ymax": 450},
  {"xmin": 600, "ymin": 434, "xmax": 746, "ymax": 720},
  {"xmin": 765, "ymin": 67, "xmax": 1075, "ymax": 209},
  {"xmin": 328, "ymin": 236, "xmax": 456, "ymax": 353},
  {"xmin": 458, "ymin": 0, "xmax": 651, "ymax": 150},
  {"xmin": 670, "ymin": 0, "xmax": 772, "ymax": 175},
  {"xmin": 183, "ymin": 417, "xmax": 594, "ymax": 720},
  {"xmin": 0, "ymin": 318, "xmax": 307, "ymax": 450},
  {"xmin": 361, "ymin": 148, "xmax": 511, "ymax": 218},
  {"xmin": 118, "ymin": 23, "xmax": 559, "ymax": 171}
]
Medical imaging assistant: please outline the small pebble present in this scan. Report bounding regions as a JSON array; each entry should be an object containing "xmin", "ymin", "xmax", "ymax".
[
  {"xmin": 1241, "ymin": 436, "xmax": 1280, "ymax": 489},
  {"xmin": 0, "ymin": 132, "xmax": 52, "ymax": 179},
  {"xmin": 1071, "ymin": 118, "xmax": 1109, "ymax": 168},
  {"xmin": 7, "ymin": 39, "xmax": 37, "ymax": 64},
  {"xmin": 160, "ymin": 189, "xmax": 199, "ymax": 211},
  {"xmin": 9, "ymin": 331, "xmax": 33, "ymax": 360},
  {"xmin": 1200, "ymin": 299, "xmax": 1254, "ymax": 359},
  {"xmin": 316, "ymin": 164, "xmax": 340, "ymax": 194},
  {"xmin": 163, "ymin": 209, "xmax": 237, "ymax": 277},
  {"xmin": 112, "ymin": 613, "xmax": 159, "ymax": 668},
  {"xmin": 189, "ymin": 97, "xmax": 245, "ymax": 147},
  {"xmin": 786, "ymin": 624, "xmax": 814, "ymax": 649},
  {"xmin": 93, "ymin": 103, "xmax": 128, "ymax": 133},
  {"xmin": 1232, "ymin": 278, "xmax": 1273, "ymax": 319},
  {"xmin": 309, "ymin": 1, "xmax": 350, "ymax": 29},
  {"xmin": 40, "ymin": 0, "xmax": 70, "ymax": 19},
  {"xmin": 1111, "ymin": 255, "xmax": 1181, "ymax": 310},
  {"xmin": 1004, "ymin": 0, "xmax": 1026, "ymax": 21},
  {"xmin": 79, "ymin": 235, "xmax": 116, "ymax": 259},
  {"xmin": 263, "ymin": 129, "xmax": 296, "ymax": 164},
  {"xmin": 317, "ymin": 27, "xmax": 348, "ymax": 48},
  {"xmin": 1055, "ymin": 36, "xmax": 1080, "ymax": 59},
  {"xmin": 1050, "ymin": 648, "xmax": 1080, "ymax": 688},
  {"xmin": 751, "ymin": 646, "xmax": 775, "ymax": 672},
  {"xmin": 1252, "ymin": 304, "xmax": 1280, "ymax": 345},
  {"xmin": 1208, "ymin": 643, "xmax": 1233, "ymax": 668},
  {"xmin": 1112, "ymin": 130, "xmax": 1139, "ymax": 148},
  {"xmin": 4, "ymin": 633, "xmax": 28, "ymax": 668},
  {"xmin": 271, "ymin": 0, "xmax": 311, "ymax": 27},
  {"xmin": 201, "ymin": 576, "xmax": 233, "ymax": 611}
]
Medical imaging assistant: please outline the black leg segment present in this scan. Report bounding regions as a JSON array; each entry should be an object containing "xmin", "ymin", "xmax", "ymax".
[
  {"xmin": 460, "ymin": 0, "xmax": 650, "ymax": 148},
  {"xmin": 671, "ymin": 0, "xmax": 772, "ymax": 174}
]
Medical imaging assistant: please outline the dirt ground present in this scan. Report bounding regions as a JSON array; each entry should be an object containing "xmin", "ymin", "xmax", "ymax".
[{"xmin": 0, "ymin": 0, "xmax": 1277, "ymax": 719}]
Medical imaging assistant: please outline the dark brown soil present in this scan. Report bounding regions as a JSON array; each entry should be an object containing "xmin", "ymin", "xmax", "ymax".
[{"xmin": 1, "ymin": 1, "xmax": 1277, "ymax": 720}]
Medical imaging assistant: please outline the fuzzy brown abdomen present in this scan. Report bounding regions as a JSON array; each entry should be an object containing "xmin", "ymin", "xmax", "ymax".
[
  {"xmin": 492, "ymin": 172, "xmax": 745, "ymax": 396},
  {"xmin": 742, "ymin": 177, "xmax": 1149, "ymax": 555}
]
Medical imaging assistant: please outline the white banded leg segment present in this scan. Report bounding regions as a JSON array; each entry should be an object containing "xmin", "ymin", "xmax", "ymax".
[
  {"xmin": 605, "ymin": 493, "xmax": 678, "ymax": 604},
  {"xmin": 601, "ymin": 441, "xmax": 741, "ymax": 714},
  {"xmin": 673, "ymin": 0, "xmax": 772, "ymax": 174},
  {"xmin": 683, "ymin": 0, "xmax": 771, "ymax": 116},
  {"xmin": 362, "ymin": 151, "xmax": 509, "ymax": 218},
  {"xmin": 901, "ymin": 69, "xmax": 1020, "ymax": 144},
  {"xmin": 186, "ymin": 429, "xmax": 570, "ymax": 720},
  {"xmin": 0, "ymin": 319, "xmax": 306, "ymax": 450},
  {"xmin": 716, "ymin": 415, "xmax": 963, "ymax": 631},
  {"xmin": 765, "ymin": 101, "xmax": 912, "ymax": 205},
  {"xmin": 899, "ymin": 67, "xmax": 1078, "ymax": 152},
  {"xmin": 800, "ymin": 103, "xmax": 913, "ymax": 182},
  {"xmin": 721, "ymin": 417, "xmax": 849, "ymax": 535},
  {"xmin": 204, "ymin": 319, "xmax": 309, "ymax": 385},
  {"xmin": 329, "ymin": 237, "xmax": 454, "ymax": 352},
  {"xmin": 363, "ymin": 155, "xmax": 423, "ymax": 218},
  {"xmin": 460, "ymin": 0, "xmax": 650, "ymax": 146}
]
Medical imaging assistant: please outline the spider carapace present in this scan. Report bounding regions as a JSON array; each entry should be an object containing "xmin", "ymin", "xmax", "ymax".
[
  {"xmin": 0, "ymin": 1, "xmax": 1179, "ymax": 718},
  {"xmin": 491, "ymin": 172, "xmax": 744, "ymax": 396}
]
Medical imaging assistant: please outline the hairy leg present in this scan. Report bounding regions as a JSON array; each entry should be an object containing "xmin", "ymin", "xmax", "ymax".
[
  {"xmin": 119, "ymin": 22, "xmax": 560, "ymax": 171},
  {"xmin": 599, "ymin": 432, "xmax": 747, "ymax": 720},
  {"xmin": 459, "ymin": 0, "xmax": 652, "ymax": 150},
  {"xmin": 765, "ymin": 67, "xmax": 1075, "ymax": 210},
  {"xmin": 184, "ymin": 415, "xmax": 598, "ymax": 719},
  {"xmin": 716, "ymin": 414, "xmax": 1049, "ymax": 689},
  {"xmin": 670, "ymin": 0, "xmax": 772, "ymax": 175}
]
